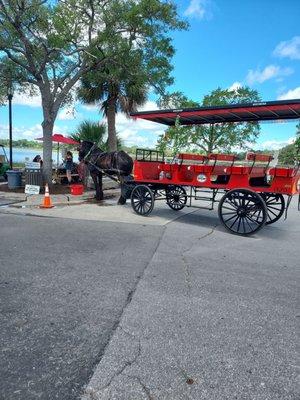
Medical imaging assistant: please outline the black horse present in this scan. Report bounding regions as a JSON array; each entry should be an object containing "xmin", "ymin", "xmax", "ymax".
[{"xmin": 78, "ymin": 141, "xmax": 133, "ymax": 204}]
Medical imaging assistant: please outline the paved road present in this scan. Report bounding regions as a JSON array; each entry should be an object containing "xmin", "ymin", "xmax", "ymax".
[
  {"xmin": 0, "ymin": 214, "xmax": 163, "ymax": 400},
  {"xmin": 83, "ymin": 200, "xmax": 300, "ymax": 400},
  {"xmin": 1, "ymin": 198, "xmax": 299, "ymax": 400}
]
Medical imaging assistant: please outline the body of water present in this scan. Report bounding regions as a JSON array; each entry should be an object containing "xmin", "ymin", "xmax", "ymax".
[{"xmin": 2, "ymin": 147, "xmax": 79, "ymax": 165}]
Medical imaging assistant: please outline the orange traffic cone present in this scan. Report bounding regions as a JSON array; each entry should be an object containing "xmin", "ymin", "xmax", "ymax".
[{"xmin": 40, "ymin": 183, "xmax": 54, "ymax": 208}]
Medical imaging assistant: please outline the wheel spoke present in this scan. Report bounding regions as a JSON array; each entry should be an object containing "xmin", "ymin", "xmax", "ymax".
[
  {"xmin": 244, "ymin": 216, "xmax": 254, "ymax": 231},
  {"xmin": 245, "ymin": 213, "xmax": 260, "ymax": 225},
  {"xmin": 267, "ymin": 205, "xmax": 282, "ymax": 211},
  {"xmin": 267, "ymin": 208, "xmax": 279, "ymax": 217},
  {"xmin": 261, "ymin": 193, "xmax": 285, "ymax": 225},
  {"xmin": 242, "ymin": 217, "xmax": 247, "ymax": 233},
  {"xmin": 229, "ymin": 215, "xmax": 240, "ymax": 229},
  {"xmin": 219, "ymin": 189, "xmax": 267, "ymax": 235},
  {"xmin": 237, "ymin": 217, "xmax": 242, "ymax": 232},
  {"xmin": 224, "ymin": 214, "xmax": 238, "ymax": 223}
]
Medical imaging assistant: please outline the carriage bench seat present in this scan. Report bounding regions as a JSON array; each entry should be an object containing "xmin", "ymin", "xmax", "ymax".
[
  {"xmin": 177, "ymin": 153, "xmax": 208, "ymax": 163},
  {"xmin": 246, "ymin": 152, "xmax": 274, "ymax": 162},
  {"xmin": 209, "ymin": 154, "xmax": 236, "ymax": 162}
]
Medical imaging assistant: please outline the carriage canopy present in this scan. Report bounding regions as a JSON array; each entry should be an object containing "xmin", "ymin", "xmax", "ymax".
[{"xmin": 131, "ymin": 99, "xmax": 300, "ymax": 126}]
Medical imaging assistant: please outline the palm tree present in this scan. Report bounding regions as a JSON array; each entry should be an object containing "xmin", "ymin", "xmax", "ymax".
[
  {"xmin": 71, "ymin": 120, "xmax": 107, "ymax": 149},
  {"xmin": 71, "ymin": 120, "xmax": 122, "ymax": 151},
  {"xmin": 77, "ymin": 62, "xmax": 148, "ymax": 152}
]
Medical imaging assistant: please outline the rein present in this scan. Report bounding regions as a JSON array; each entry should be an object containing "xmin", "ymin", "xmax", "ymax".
[
  {"xmin": 82, "ymin": 143, "xmax": 128, "ymax": 182},
  {"xmin": 83, "ymin": 143, "xmax": 98, "ymax": 162}
]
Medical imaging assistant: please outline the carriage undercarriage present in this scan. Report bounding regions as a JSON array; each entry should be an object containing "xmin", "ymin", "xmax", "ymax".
[{"xmin": 129, "ymin": 182, "xmax": 291, "ymax": 236}]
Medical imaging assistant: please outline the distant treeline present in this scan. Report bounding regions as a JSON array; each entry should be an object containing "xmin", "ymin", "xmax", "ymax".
[{"xmin": 0, "ymin": 139, "xmax": 42, "ymax": 148}]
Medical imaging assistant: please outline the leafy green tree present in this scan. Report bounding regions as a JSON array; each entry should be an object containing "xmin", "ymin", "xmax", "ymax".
[
  {"xmin": 78, "ymin": 2, "xmax": 187, "ymax": 152},
  {"xmin": 0, "ymin": 0, "xmax": 186, "ymax": 182},
  {"xmin": 279, "ymin": 123, "xmax": 300, "ymax": 165},
  {"xmin": 71, "ymin": 120, "xmax": 122, "ymax": 150},
  {"xmin": 157, "ymin": 87, "xmax": 261, "ymax": 155},
  {"xmin": 77, "ymin": 55, "xmax": 148, "ymax": 151},
  {"xmin": 278, "ymin": 144, "xmax": 296, "ymax": 165},
  {"xmin": 71, "ymin": 121, "xmax": 107, "ymax": 146}
]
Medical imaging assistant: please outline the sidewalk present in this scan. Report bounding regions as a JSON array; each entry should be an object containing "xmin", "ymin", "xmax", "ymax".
[{"xmin": 0, "ymin": 182, "xmax": 195, "ymax": 226}]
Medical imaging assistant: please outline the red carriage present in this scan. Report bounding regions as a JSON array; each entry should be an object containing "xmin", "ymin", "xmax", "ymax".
[{"xmin": 128, "ymin": 99, "xmax": 300, "ymax": 235}]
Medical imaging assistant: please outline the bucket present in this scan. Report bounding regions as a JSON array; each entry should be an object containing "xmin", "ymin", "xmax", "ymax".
[
  {"xmin": 70, "ymin": 184, "xmax": 84, "ymax": 195},
  {"xmin": 6, "ymin": 170, "xmax": 22, "ymax": 189}
]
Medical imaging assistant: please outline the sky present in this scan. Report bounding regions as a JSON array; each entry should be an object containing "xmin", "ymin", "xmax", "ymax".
[{"xmin": 0, "ymin": 0, "xmax": 299, "ymax": 151}]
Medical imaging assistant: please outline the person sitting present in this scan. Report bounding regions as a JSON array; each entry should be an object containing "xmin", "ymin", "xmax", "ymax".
[
  {"xmin": 77, "ymin": 159, "xmax": 87, "ymax": 185},
  {"xmin": 33, "ymin": 155, "xmax": 43, "ymax": 167},
  {"xmin": 64, "ymin": 151, "xmax": 73, "ymax": 184}
]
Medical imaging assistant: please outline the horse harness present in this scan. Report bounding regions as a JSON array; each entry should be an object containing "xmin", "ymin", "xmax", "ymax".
[{"xmin": 83, "ymin": 144, "xmax": 124, "ymax": 183}]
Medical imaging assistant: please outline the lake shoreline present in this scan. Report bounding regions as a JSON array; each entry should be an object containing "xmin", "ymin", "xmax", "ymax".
[{"xmin": 2, "ymin": 146, "xmax": 79, "ymax": 165}]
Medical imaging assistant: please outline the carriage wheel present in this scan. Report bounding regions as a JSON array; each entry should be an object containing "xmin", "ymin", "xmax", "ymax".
[
  {"xmin": 260, "ymin": 193, "xmax": 285, "ymax": 225},
  {"xmin": 131, "ymin": 185, "xmax": 154, "ymax": 216},
  {"xmin": 218, "ymin": 189, "xmax": 267, "ymax": 235},
  {"xmin": 166, "ymin": 186, "xmax": 187, "ymax": 211}
]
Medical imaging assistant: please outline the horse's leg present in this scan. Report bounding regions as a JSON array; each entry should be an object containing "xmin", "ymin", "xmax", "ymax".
[
  {"xmin": 91, "ymin": 171, "xmax": 102, "ymax": 201},
  {"xmin": 118, "ymin": 176, "xmax": 128, "ymax": 205},
  {"xmin": 98, "ymin": 171, "xmax": 104, "ymax": 200}
]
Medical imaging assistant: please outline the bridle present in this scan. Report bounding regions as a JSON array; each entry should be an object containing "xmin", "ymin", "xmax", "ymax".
[{"xmin": 82, "ymin": 142, "xmax": 98, "ymax": 162}]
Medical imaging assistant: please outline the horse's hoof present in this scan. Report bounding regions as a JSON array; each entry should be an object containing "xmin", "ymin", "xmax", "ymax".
[{"xmin": 117, "ymin": 196, "xmax": 127, "ymax": 205}]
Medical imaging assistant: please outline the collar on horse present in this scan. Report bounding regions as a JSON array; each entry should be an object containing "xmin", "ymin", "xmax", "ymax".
[
  {"xmin": 83, "ymin": 144, "xmax": 123, "ymax": 184},
  {"xmin": 83, "ymin": 143, "xmax": 98, "ymax": 162}
]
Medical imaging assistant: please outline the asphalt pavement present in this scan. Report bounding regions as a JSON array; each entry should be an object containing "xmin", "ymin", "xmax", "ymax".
[
  {"xmin": 0, "ymin": 214, "xmax": 163, "ymax": 400},
  {"xmin": 83, "ymin": 199, "xmax": 300, "ymax": 400},
  {"xmin": 0, "ymin": 198, "xmax": 299, "ymax": 400}
]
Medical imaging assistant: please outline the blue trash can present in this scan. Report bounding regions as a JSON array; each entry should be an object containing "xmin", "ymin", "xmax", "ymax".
[{"xmin": 6, "ymin": 170, "xmax": 23, "ymax": 189}]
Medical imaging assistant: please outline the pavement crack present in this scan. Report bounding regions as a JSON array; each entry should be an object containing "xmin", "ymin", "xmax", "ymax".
[
  {"xmin": 130, "ymin": 375, "xmax": 154, "ymax": 399},
  {"xmin": 182, "ymin": 223, "xmax": 218, "ymax": 256},
  {"xmin": 180, "ymin": 224, "xmax": 218, "ymax": 294},
  {"xmin": 83, "ymin": 226, "xmax": 165, "ymax": 396},
  {"xmin": 94, "ymin": 336, "xmax": 142, "ymax": 394},
  {"xmin": 181, "ymin": 254, "xmax": 192, "ymax": 294}
]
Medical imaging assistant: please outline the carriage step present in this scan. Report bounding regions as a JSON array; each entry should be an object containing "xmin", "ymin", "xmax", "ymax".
[
  {"xmin": 194, "ymin": 189, "xmax": 215, "ymax": 201},
  {"xmin": 194, "ymin": 196, "xmax": 214, "ymax": 201},
  {"xmin": 192, "ymin": 188, "xmax": 216, "ymax": 209}
]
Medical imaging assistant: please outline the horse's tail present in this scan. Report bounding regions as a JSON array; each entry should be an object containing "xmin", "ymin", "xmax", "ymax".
[{"xmin": 118, "ymin": 151, "xmax": 133, "ymax": 176}]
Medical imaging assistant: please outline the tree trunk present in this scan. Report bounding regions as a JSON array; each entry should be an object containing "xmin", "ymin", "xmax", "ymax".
[
  {"xmin": 107, "ymin": 97, "xmax": 117, "ymax": 151},
  {"xmin": 41, "ymin": 119, "xmax": 54, "ymax": 185},
  {"xmin": 40, "ymin": 87, "xmax": 60, "ymax": 185}
]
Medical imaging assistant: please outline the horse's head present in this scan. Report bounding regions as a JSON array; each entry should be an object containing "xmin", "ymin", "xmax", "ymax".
[{"xmin": 77, "ymin": 141, "xmax": 94, "ymax": 161}]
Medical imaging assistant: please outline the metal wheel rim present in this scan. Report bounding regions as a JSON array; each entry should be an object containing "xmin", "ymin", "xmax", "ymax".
[
  {"xmin": 218, "ymin": 189, "xmax": 267, "ymax": 235},
  {"xmin": 131, "ymin": 185, "xmax": 154, "ymax": 216},
  {"xmin": 166, "ymin": 186, "xmax": 187, "ymax": 211},
  {"xmin": 261, "ymin": 193, "xmax": 285, "ymax": 225}
]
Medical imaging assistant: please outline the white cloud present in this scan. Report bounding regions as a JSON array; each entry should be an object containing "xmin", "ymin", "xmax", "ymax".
[
  {"xmin": 273, "ymin": 36, "xmax": 300, "ymax": 60},
  {"xmin": 277, "ymin": 86, "xmax": 300, "ymax": 100},
  {"xmin": 81, "ymin": 103, "xmax": 99, "ymax": 112},
  {"xmin": 228, "ymin": 82, "xmax": 242, "ymax": 91},
  {"xmin": 0, "ymin": 123, "xmax": 71, "ymax": 141},
  {"xmin": 58, "ymin": 107, "xmax": 82, "ymax": 120},
  {"xmin": 116, "ymin": 101, "xmax": 164, "ymax": 147},
  {"xmin": 246, "ymin": 65, "xmax": 293, "ymax": 85},
  {"xmin": 0, "ymin": 99, "xmax": 163, "ymax": 147},
  {"xmin": 0, "ymin": 123, "xmax": 43, "ymax": 140},
  {"xmin": 184, "ymin": 0, "xmax": 212, "ymax": 20},
  {"xmin": 257, "ymin": 137, "xmax": 295, "ymax": 151},
  {"xmin": 12, "ymin": 91, "xmax": 42, "ymax": 107}
]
